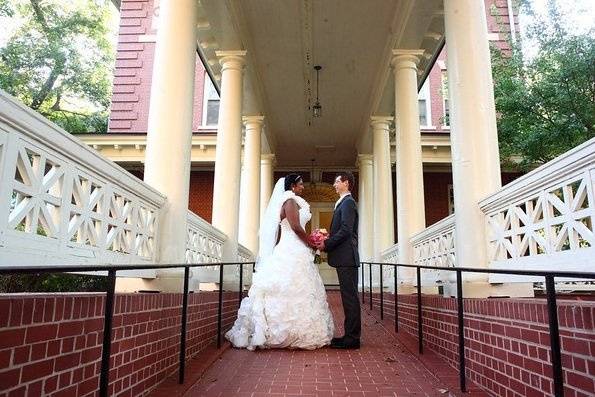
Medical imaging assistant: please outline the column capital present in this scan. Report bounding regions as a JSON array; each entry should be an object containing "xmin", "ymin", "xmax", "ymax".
[
  {"xmin": 356, "ymin": 154, "xmax": 374, "ymax": 167},
  {"xmin": 216, "ymin": 50, "xmax": 247, "ymax": 72},
  {"xmin": 242, "ymin": 115, "xmax": 265, "ymax": 129},
  {"xmin": 391, "ymin": 49, "xmax": 425, "ymax": 71},
  {"xmin": 260, "ymin": 153, "xmax": 276, "ymax": 165},
  {"xmin": 370, "ymin": 116, "xmax": 393, "ymax": 131}
]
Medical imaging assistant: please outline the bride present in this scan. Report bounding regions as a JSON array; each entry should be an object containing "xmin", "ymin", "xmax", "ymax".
[{"xmin": 225, "ymin": 174, "xmax": 334, "ymax": 350}]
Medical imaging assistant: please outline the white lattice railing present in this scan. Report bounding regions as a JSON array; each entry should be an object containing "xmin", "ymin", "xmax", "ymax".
[
  {"xmin": 480, "ymin": 138, "xmax": 595, "ymax": 282},
  {"xmin": 378, "ymin": 244, "xmax": 399, "ymax": 290},
  {"xmin": 0, "ymin": 90, "xmax": 165, "ymax": 275},
  {"xmin": 238, "ymin": 244, "xmax": 254, "ymax": 263},
  {"xmin": 410, "ymin": 215, "xmax": 456, "ymax": 286},
  {"xmin": 185, "ymin": 211, "xmax": 225, "ymax": 264},
  {"xmin": 380, "ymin": 244, "xmax": 399, "ymax": 264}
]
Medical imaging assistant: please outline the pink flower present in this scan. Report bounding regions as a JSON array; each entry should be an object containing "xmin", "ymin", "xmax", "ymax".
[{"xmin": 309, "ymin": 228, "xmax": 329, "ymax": 245}]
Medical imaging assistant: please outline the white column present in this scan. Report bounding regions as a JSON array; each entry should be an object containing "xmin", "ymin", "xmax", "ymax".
[
  {"xmin": 444, "ymin": 0, "xmax": 502, "ymax": 272},
  {"xmin": 392, "ymin": 50, "xmax": 426, "ymax": 269},
  {"xmin": 357, "ymin": 154, "xmax": 374, "ymax": 262},
  {"xmin": 239, "ymin": 116, "xmax": 264, "ymax": 256},
  {"xmin": 357, "ymin": 154, "xmax": 374, "ymax": 289},
  {"xmin": 144, "ymin": 0, "xmax": 197, "ymax": 276},
  {"xmin": 260, "ymin": 154, "xmax": 276, "ymax": 225},
  {"xmin": 212, "ymin": 51, "xmax": 246, "ymax": 264},
  {"xmin": 371, "ymin": 117, "xmax": 395, "ymax": 265}
]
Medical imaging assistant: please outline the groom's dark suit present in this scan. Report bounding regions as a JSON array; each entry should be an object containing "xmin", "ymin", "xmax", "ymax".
[{"xmin": 324, "ymin": 194, "xmax": 361, "ymax": 343}]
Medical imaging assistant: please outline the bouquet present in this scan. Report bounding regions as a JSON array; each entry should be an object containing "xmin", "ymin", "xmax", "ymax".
[{"xmin": 309, "ymin": 228, "xmax": 329, "ymax": 264}]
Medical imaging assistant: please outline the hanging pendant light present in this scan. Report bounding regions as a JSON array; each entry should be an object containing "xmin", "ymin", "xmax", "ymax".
[{"xmin": 313, "ymin": 65, "xmax": 322, "ymax": 118}]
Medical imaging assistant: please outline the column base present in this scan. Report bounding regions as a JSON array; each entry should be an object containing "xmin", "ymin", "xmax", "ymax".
[
  {"xmin": 393, "ymin": 285, "xmax": 438, "ymax": 295},
  {"xmin": 115, "ymin": 277, "xmax": 157, "ymax": 293},
  {"xmin": 115, "ymin": 269, "xmax": 200, "ymax": 293},
  {"xmin": 442, "ymin": 282, "xmax": 535, "ymax": 298}
]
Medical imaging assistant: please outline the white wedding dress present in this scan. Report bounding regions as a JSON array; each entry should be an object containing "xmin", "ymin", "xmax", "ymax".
[{"xmin": 225, "ymin": 190, "xmax": 334, "ymax": 350}]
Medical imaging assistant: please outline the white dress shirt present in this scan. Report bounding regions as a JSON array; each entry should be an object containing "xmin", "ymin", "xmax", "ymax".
[{"xmin": 334, "ymin": 192, "xmax": 351, "ymax": 209}]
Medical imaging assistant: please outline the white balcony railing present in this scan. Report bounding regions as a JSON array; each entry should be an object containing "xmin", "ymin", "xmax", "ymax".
[
  {"xmin": 186, "ymin": 211, "xmax": 225, "ymax": 264},
  {"xmin": 379, "ymin": 244, "xmax": 399, "ymax": 290},
  {"xmin": 0, "ymin": 90, "xmax": 165, "ymax": 276},
  {"xmin": 411, "ymin": 214, "xmax": 456, "ymax": 285},
  {"xmin": 380, "ymin": 138, "xmax": 595, "ymax": 287},
  {"xmin": 238, "ymin": 244, "xmax": 254, "ymax": 263},
  {"xmin": 0, "ymin": 90, "xmax": 250, "ymax": 283},
  {"xmin": 480, "ymin": 138, "xmax": 595, "ymax": 282},
  {"xmin": 380, "ymin": 244, "xmax": 399, "ymax": 264}
]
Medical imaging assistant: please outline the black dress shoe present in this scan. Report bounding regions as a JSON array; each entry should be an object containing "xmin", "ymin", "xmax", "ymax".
[
  {"xmin": 331, "ymin": 339, "xmax": 360, "ymax": 349},
  {"xmin": 331, "ymin": 336, "xmax": 344, "ymax": 345}
]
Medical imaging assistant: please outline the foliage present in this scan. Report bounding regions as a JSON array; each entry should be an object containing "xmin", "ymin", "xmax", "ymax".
[
  {"xmin": 0, "ymin": 0, "xmax": 115, "ymax": 133},
  {"xmin": 0, "ymin": 273, "xmax": 110, "ymax": 293},
  {"xmin": 492, "ymin": 0, "xmax": 595, "ymax": 170}
]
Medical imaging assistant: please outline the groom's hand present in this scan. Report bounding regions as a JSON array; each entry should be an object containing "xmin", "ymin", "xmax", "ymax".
[{"xmin": 317, "ymin": 241, "xmax": 326, "ymax": 251}]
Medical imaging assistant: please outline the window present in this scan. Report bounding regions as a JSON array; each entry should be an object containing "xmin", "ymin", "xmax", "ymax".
[
  {"xmin": 417, "ymin": 80, "xmax": 431, "ymax": 127},
  {"xmin": 202, "ymin": 74, "xmax": 220, "ymax": 126},
  {"xmin": 448, "ymin": 184, "xmax": 454, "ymax": 215},
  {"xmin": 441, "ymin": 71, "xmax": 450, "ymax": 127},
  {"xmin": 418, "ymin": 99, "xmax": 428, "ymax": 126}
]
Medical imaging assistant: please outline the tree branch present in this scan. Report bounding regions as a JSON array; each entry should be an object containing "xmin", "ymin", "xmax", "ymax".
[
  {"xmin": 29, "ymin": 0, "xmax": 50, "ymax": 33},
  {"xmin": 28, "ymin": 0, "xmax": 65, "ymax": 110}
]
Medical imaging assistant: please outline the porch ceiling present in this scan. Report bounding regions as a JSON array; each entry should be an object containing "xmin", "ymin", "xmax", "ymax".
[{"xmin": 198, "ymin": 0, "xmax": 444, "ymax": 167}]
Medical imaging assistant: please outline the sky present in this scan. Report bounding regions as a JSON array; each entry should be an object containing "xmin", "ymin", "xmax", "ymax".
[
  {"xmin": 518, "ymin": 0, "xmax": 594, "ymax": 38},
  {"xmin": 517, "ymin": 0, "xmax": 594, "ymax": 59}
]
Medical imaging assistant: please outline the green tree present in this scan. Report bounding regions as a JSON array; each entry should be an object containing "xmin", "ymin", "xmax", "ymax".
[
  {"xmin": 0, "ymin": 273, "xmax": 110, "ymax": 293},
  {"xmin": 0, "ymin": 0, "xmax": 115, "ymax": 133},
  {"xmin": 492, "ymin": 0, "xmax": 595, "ymax": 170}
]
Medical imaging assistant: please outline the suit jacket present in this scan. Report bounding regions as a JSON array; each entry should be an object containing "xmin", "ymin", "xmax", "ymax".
[{"xmin": 325, "ymin": 195, "xmax": 360, "ymax": 267}]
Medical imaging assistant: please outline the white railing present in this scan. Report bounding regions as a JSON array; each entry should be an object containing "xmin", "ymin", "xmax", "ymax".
[
  {"xmin": 185, "ymin": 211, "xmax": 225, "ymax": 264},
  {"xmin": 379, "ymin": 244, "xmax": 399, "ymax": 290},
  {"xmin": 411, "ymin": 214, "xmax": 456, "ymax": 285},
  {"xmin": 380, "ymin": 244, "xmax": 399, "ymax": 264},
  {"xmin": 480, "ymin": 138, "xmax": 595, "ymax": 282},
  {"xmin": 411, "ymin": 214, "xmax": 456, "ymax": 268},
  {"xmin": 0, "ymin": 90, "xmax": 165, "ymax": 276},
  {"xmin": 238, "ymin": 244, "xmax": 254, "ymax": 263}
]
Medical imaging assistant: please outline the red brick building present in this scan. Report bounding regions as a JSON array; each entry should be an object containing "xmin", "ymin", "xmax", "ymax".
[{"xmin": 94, "ymin": 0, "xmax": 521, "ymax": 231}]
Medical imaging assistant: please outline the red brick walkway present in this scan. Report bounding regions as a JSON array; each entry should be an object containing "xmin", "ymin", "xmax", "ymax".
[{"xmin": 178, "ymin": 292, "xmax": 483, "ymax": 397}]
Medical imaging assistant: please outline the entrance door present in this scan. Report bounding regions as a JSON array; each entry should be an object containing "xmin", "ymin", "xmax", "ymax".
[{"xmin": 310, "ymin": 205, "xmax": 339, "ymax": 287}]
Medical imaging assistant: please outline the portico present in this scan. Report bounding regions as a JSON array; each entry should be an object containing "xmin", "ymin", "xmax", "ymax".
[{"xmin": 140, "ymin": 0, "xmax": 504, "ymax": 295}]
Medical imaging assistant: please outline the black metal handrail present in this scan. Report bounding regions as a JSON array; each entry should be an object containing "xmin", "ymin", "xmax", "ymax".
[
  {"xmin": 360, "ymin": 261, "xmax": 595, "ymax": 397},
  {"xmin": 0, "ymin": 261, "xmax": 255, "ymax": 397}
]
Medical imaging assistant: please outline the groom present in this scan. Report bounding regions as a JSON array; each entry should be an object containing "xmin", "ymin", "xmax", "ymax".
[{"xmin": 318, "ymin": 172, "xmax": 361, "ymax": 349}]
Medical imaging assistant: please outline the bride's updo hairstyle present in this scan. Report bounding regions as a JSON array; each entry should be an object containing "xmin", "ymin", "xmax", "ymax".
[{"xmin": 284, "ymin": 173, "xmax": 303, "ymax": 191}]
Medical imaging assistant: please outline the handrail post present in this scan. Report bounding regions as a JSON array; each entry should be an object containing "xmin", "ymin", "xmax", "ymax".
[
  {"xmin": 456, "ymin": 270, "xmax": 466, "ymax": 392},
  {"xmin": 99, "ymin": 270, "xmax": 117, "ymax": 397},
  {"xmin": 238, "ymin": 264, "xmax": 243, "ymax": 309},
  {"xmin": 217, "ymin": 263, "xmax": 224, "ymax": 348},
  {"xmin": 394, "ymin": 264, "xmax": 398, "ymax": 333},
  {"xmin": 369, "ymin": 263, "xmax": 373, "ymax": 310},
  {"xmin": 179, "ymin": 266, "xmax": 190, "ymax": 384},
  {"xmin": 361, "ymin": 262, "xmax": 365, "ymax": 304},
  {"xmin": 380, "ymin": 264, "xmax": 384, "ymax": 320},
  {"xmin": 545, "ymin": 275, "xmax": 564, "ymax": 397},
  {"xmin": 417, "ymin": 266, "xmax": 423, "ymax": 354}
]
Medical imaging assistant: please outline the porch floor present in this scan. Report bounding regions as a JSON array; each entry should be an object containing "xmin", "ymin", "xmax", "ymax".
[{"xmin": 150, "ymin": 292, "xmax": 489, "ymax": 397}]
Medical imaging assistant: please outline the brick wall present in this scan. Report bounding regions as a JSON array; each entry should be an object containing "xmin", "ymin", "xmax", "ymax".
[
  {"xmin": 188, "ymin": 171, "xmax": 215, "ymax": 223},
  {"xmin": 370, "ymin": 293, "xmax": 595, "ymax": 397},
  {"xmin": 0, "ymin": 291, "xmax": 239, "ymax": 396},
  {"xmin": 109, "ymin": 0, "xmax": 206, "ymax": 133}
]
